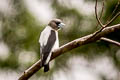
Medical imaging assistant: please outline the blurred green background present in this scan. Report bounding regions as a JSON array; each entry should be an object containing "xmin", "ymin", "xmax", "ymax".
[{"xmin": 0, "ymin": 0, "xmax": 120, "ymax": 80}]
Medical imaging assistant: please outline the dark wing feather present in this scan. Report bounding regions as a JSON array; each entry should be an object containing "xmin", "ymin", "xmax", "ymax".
[{"xmin": 42, "ymin": 30, "xmax": 56, "ymax": 65}]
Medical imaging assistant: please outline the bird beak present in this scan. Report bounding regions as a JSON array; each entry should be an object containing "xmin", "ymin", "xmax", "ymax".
[{"xmin": 58, "ymin": 22, "xmax": 65, "ymax": 28}]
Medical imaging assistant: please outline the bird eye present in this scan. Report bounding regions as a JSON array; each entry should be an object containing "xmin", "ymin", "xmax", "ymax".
[{"xmin": 55, "ymin": 22, "xmax": 60, "ymax": 25}]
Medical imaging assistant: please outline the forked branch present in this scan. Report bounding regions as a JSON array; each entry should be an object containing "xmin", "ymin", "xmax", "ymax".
[{"xmin": 95, "ymin": 0, "xmax": 120, "ymax": 46}]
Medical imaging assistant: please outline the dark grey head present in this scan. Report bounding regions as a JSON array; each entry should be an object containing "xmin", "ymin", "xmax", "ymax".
[{"xmin": 48, "ymin": 19, "xmax": 65, "ymax": 30}]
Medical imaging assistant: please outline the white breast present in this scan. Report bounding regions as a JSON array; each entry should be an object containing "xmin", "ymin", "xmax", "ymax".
[
  {"xmin": 39, "ymin": 26, "xmax": 59, "ymax": 51},
  {"xmin": 39, "ymin": 26, "xmax": 51, "ymax": 47}
]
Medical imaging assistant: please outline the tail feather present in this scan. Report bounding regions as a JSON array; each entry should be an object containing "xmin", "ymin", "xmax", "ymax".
[{"xmin": 44, "ymin": 63, "xmax": 49, "ymax": 72}]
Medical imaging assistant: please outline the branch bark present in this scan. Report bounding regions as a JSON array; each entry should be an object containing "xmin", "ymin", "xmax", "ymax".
[{"xmin": 18, "ymin": 24, "xmax": 120, "ymax": 80}]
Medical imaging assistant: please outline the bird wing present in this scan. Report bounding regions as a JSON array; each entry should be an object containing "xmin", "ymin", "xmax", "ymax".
[{"xmin": 41, "ymin": 30, "xmax": 56, "ymax": 64}]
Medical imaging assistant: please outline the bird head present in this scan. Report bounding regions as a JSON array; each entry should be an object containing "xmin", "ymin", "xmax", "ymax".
[{"xmin": 48, "ymin": 19, "xmax": 65, "ymax": 30}]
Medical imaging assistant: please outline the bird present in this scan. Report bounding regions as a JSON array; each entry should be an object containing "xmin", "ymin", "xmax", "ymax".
[{"xmin": 39, "ymin": 19, "xmax": 65, "ymax": 72}]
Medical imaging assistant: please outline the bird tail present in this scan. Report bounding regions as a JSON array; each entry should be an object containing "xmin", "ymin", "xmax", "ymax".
[{"xmin": 44, "ymin": 63, "xmax": 49, "ymax": 72}]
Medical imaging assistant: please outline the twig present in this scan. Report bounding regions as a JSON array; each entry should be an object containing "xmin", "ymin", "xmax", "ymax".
[
  {"xmin": 92, "ymin": 0, "xmax": 105, "ymax": 39},
  {"xmin": 96, "ymin": 0, "xmax": 105, "ymax": 28},
  {"xmin": 99, "ymin": 0, "xmax": 105, "ymax": 21},
  {"xmin": 100, "ymin": 37, "xmax": 120, "ymax": 46},
  {"xmin": 95, "ymin": 0, "xmax": 105, "ymax": 27},
  {"xmin": 18, "ymin": 24, "xmax": 120, "ymax": 80},
  {"xmin": 106, "ymin": 1, "xmax": 120, "ymax": 23},
  {"xmin": 105, "ymin": 11, "xmax": 120, "ymax": 27}
]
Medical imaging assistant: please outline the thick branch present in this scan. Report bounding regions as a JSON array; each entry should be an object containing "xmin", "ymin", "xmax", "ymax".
[{"xmin": 18, "ymin": 24, "xmax": 120, "ymax": 80}]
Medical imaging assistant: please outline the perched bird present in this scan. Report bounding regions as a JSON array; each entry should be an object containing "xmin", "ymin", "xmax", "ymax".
[{"xmin": 39, "ymin": 19, "xmax": 65, "ymax": 72}]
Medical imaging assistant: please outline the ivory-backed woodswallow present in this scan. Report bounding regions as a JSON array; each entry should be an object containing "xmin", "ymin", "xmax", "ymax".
[{"xmin": 39, "ymin": 19, "xmax": 65, "ymax": 72}]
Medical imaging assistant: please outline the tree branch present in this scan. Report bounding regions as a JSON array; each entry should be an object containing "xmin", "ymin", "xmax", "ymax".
[
  {"xmin": 94, "ymin": 0, "xmax": 120, "ymax": 46},
  {"xmin": 100, "ymin": 37, "xmax": 120, "ymax": 46},
  {"xmin": 18, "ymin": 23, "xmax": 120, "ymax": 80}
]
